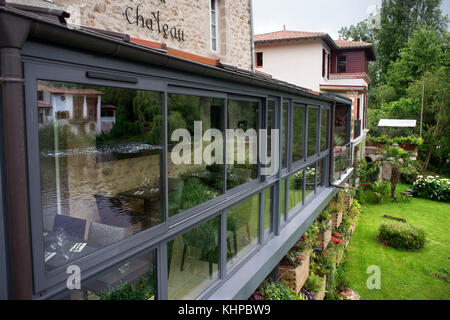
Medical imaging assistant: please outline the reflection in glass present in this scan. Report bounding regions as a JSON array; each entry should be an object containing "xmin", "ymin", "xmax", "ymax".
[
  {"xmin": 320, "ymin": 108, "xmax": 329, "ymax": 153},
  {"xmin": 280, "ymin": 178, "xmax": 286, "ymax": 225},
  {"xmin": 167, "ymin": 94, "xmax": 225, "ymax": 217},
  {"xmin": 305, "ymin": 164, "xmax": 316, "ymax": 198},
  {"xmin": 37, "ymin": 81, "xmax": 163, "ymax": 273},
  {"xmin": 227, "ymin": 194, "xmax": 259, "ymax": 269},
  {"xmin": 292, "ymin": 103, "xmax": 305, "ymax": 162},
  {"xmin": 282, "ymin": 102, "xmax": 288, "ymax": 169},
  {"xmin": 317, "ymin": 159, "xmax": 326, "ymax": 188},
  {"xmin": 307, "ymin": 107, "xmax": 318, "ymax": 157},
  {"xmin": 227, "ymin": 99, "xmax": 259, "ymax": 190},
  {"xmin": 168, "ymin": 216, "xmax": 220, "ymax": 300},
  {"xmin": 288, "ymin": 170, "xmax": 303, "ymax": 212},
  {"xmin": 264, "ymin": 187, "xmax": 273, "ymax": 237},
  {"xmin": 59, "ymin": 249, "xmax": 157, "ymax": 300},
  {"xmin": 267, "ymin": 100, "xmax": 275, "ymax": 161}
]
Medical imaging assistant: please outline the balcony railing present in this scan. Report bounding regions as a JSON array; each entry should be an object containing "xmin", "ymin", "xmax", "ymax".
[{"xmin": 354, "ymin": 119, "xmax": 362, "ymax": 140}]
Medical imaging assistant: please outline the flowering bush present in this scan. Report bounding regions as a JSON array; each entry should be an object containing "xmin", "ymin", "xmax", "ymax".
[
  {"xmin": 411, "ymin": 175, "xmax": 450, "ymax": 202},
  {"xmin": 331, "ymin": 232, "xmax": 342, "ymax": 245}
]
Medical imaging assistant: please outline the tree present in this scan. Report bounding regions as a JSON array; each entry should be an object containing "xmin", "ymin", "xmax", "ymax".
[
  {"xmin": 387, "ymin": 26, "xmax": 446, "ymax": 136},
  {"xmin": 377, "ymin": 0, "xmax": 448, "ymax": 77},
  {"xmin": 407, "ymin": 67, "xmax": 450, "ymax": 171},
  {"xmin": 381, "ymin": 145, "xmax": 411, "ymax": 199}
]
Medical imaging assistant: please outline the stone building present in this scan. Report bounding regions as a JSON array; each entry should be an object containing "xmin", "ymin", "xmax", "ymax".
[{"xmin": 7, "ymin": 0, "xmax": 254, "ymax": 70}]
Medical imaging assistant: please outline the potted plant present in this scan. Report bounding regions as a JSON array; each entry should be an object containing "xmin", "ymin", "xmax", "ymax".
[
  {"xmin": 302, "ymin": 273, "xmax": 327, "ymax": 300},
  {"xmin": 279, "ymin": 223, "xmax": 318, "ymax": 293},
  {"xmin": 328, "ymin": 201, "xmax": 344, "ymax": 229},
  {"xmin": 315, "ymin": 211, "xmax": 332, "ymax": 250}
]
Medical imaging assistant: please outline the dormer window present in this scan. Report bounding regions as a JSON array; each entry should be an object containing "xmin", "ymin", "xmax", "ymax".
[{"xmin": 337, "ymin": 56, "xmax": 347, "ymax": 73}]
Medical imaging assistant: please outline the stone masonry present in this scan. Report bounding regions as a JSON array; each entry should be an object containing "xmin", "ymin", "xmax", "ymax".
[{"xmin": 7, "ymin": 0, "xmax": 253, "ymax": 70}]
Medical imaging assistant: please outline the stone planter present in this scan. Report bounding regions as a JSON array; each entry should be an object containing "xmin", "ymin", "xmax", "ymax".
[
  {"xmin": 316, "ymin": 220, "xmax": 332, "ymax": 250},
  {"xmin": 344, "ymin": 194, "xmax": 353, "ymax": 210},
  {"xmin": 331, "ymin": 211, "xmax": 343, "ymax": 229},
  {"xmin": 312, "ymin": 275, "xmax": 327, "ymax": 300},
  {"xmin": 278, "ymin": 251, "xmax": 310, "ymax": 294}
]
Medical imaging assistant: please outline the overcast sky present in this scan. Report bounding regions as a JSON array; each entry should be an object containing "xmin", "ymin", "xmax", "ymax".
[{"xmin": 253, "ymin": 0, "xmax": 450, "ymax": 39}]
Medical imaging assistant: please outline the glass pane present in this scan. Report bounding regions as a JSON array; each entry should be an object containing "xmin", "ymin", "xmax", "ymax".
[
  {"xmin": 305, "ymin": 164, "xmax": 316, "ymax": 198},
  {"xmin": 307, "ymin": 107, "xmax": 318, "ymax": 157},
  {"xmin": 288, "ymin": 170, "xmax": 303, "ymax": 212},
  {"xmin": 267, "ymin": 100, "xmax": 275, "ymax": 159},
  {"xmin": 282, "ymin": 102, "xmax": 288, "ymax": 169},
  {"xmin": 211, "ymin": 0, "xmax": 216, "ymax": 11},
  {"xmin": 317, "ymin": 158, "xmax": 326, "ymax": 188},
  {"xmin": 280, "ymin": 178, "xmax": 286, "ymax": 225},
  {"xmin": 168, "ymin": 215, "xmax": 220, "ymax": 300},
  {"xmin": 227, "ymin": 194, "xmax": 259, "ymax": 269},
  {"xmin": 292, "ymin": 103, "xmax": 305, "ymax": 162},
  {"xmin": 167, "ymin": 94, "xmax": 225, "ymax": 217},
  {"xmin": 320, "ymin": 108, "xmax": 329, "ymax": 153},
  {"xmin": 59, "ymin": 249, "xmax": 157, "ymax": 300},
  {"xmin": 212, "ymin": 39, "xmax": 217, "ymax": 52},
  {"xmin": 211, "ymin": 25, "xmax": 217, "ymax": 37},
  {"xmin": 264, "ymin": 187, "xmax": 273, "ymax": 237},
  {"xmin": 37, "ymin": 81, "xmax": 163, "ymax": 273},
  {"xmin": 227, "ymin": 99, "xmax": 259, "ymax": 190}
]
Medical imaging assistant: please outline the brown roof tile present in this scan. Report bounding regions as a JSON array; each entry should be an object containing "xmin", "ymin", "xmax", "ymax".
[
  {"xmin": 334, "ymin": 40, "xmax": 373, "ymax": 49},
  {"xmin": 255, "ymin": 30, "xmax": 328, "ymax": 43}
]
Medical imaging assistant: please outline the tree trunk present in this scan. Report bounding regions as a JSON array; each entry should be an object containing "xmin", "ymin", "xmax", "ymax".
[{"xmin": 420, "ymin": 66, "xmax": 426, "ymax": 137}]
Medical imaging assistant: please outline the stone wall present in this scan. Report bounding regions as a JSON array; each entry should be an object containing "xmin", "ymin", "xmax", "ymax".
[{"xmin": 7, "ymin": 0, "xmax": 253, "ymax": 70}]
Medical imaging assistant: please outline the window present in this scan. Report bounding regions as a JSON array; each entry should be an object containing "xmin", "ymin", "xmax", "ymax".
[
  {"xmin": 307, "ymin": 107, "xmax": 319, "ymax": 158},
  {"xmin": 320, "ymin": 108, "xmax": 329, "ymax": 153},
  {"xmin": 256, "ymin": 52, "xmax": 263, "ymax": 67},
  {"xmin": 210, "ymin": 0, "xmax": 218, "ymax": 52},
  {"xmin": 226, "ymin": 99, "xmax": 259, "ymax": 190},
  {"xmin": 305, "ymin": 164, "xmax": 316, "ymax": 198},
  {"xmin": 267, "ymin": 100, "xmax": 275, "ymax": 168},
  {"xmin": 288, "ymin": 169, "xmax": 303, "ymax": 212},
  {"xmin": 37, "ymin": 90, "xmax": 44, "ymax": 101},
  {"xmin": 322, "ymin": 49, "xmax": 326, "ymax": 77},
  {"xmin": 337, "ymin": 56, "xmax": 347, "ymax": 73},
  {"xmin": 37, "ymin": 81, "xmax": 164, "ymax": 273},
  {"xmin": 264, "ymin": 187, "xmax": 273, "ymax": 238},
  {"xmin": 168, "ymin": 215, "xmax": 220, "ymax": 299},
  {"xmin": 167, "ymin": 94, "xmax": 225, "ymax": 217},
  {"xmin": 227, "ymin": 193, "xmax": 259, "ymax": 269},
  {"xmin": 280, "ymin": 178, "xmax": 286, "ymax": 225},
  {"xmin": 55, "ymin": 110, "xmax": 69, "ymax": 120},
  {"xmin": 292, "ymin": 103, "xmax": 305, "ymax": 162},
  {"xmin": 282, "ymin": 102, "xmax": 288, "ymax": 169},
  {"xmin": 101, "ymin": 110, "xmax": 114, "ymax": 117},
  {"xmin": 59, "ymin": 248, "xmax": 157, "ymax": 300}
]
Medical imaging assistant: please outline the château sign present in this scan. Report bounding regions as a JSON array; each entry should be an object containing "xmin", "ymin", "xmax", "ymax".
[{"xmin": 124, "ymin": 2, "xmax": 186, "ymax": 42}]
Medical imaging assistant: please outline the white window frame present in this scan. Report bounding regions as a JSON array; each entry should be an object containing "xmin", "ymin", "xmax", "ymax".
[{"xmin": 210, "ymin": 0, "xmax": 219, "ymax": 53}]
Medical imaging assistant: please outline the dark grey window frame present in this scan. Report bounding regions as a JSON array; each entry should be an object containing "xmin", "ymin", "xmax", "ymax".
[{"xmin": 19, "ymin": 40, "xmax": 336, "ymax": 300}]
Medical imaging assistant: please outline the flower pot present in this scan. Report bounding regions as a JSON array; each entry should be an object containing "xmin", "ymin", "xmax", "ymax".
[
  {"xmin": 331, "ymin": 211, "xmax": 343, "ymax": 229},
  {"xmin": 344, "ymin": 194, "xmax": 353, "ymax": 210},
  {"xmin": 278, "ymin": 251, "xmax": 311, "ymax": 294},
  {"xmin": 312, "ymin": 275, "xmax": 327, "ymax": 300},
  {"xmin": 316, "ymin": 220, "xmax": 332, "ymax": 250}
]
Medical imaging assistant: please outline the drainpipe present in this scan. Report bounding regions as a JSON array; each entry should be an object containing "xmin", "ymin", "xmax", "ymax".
[
  {"xmin": 249, "ymin": 0, "xmax": 255, "ymax": 73},
  {"xmin": 0, "ymin": 7, "xmax": 33, "ymax": 299}
]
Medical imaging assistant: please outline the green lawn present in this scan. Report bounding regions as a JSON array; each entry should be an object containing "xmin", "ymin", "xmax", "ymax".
[{"xmin": 344, "ymin": 185, "xmax": 450, "ymax": 300}]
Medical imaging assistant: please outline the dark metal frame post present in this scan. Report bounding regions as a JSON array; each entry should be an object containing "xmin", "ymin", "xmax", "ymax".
[{"xmin": 0, "ymin": 11, "xmax": 32, "ymax": 299}]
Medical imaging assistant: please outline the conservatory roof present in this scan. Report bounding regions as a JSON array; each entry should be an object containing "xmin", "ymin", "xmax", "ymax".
[{"xmin": 378, "ymin": 119, "xmax": 417, "ymax": 128}]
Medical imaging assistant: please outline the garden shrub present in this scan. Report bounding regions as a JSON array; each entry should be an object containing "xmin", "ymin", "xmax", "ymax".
[
  {"xmin": 410, "ymin": 175, "xmax": 450, "ymax": 202},
  {"xmin": 378, "ymin": 223, "xmax": 426, "ymax": 250},
  {"xmin": 257, "ymin": 279, "xmax": 307, "ymax": 300},
  {"xmin": 303, "ymin": 273, "xmax": 324, "ymax": 295}
]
